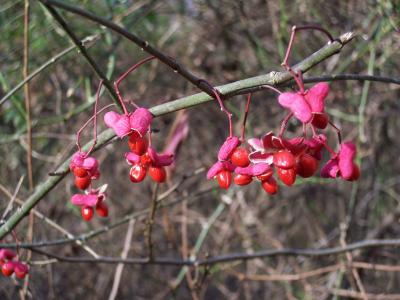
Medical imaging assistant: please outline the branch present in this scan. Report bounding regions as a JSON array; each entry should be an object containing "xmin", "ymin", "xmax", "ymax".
[
  {"xmin": 40, "ymin": 0, "xmax": 218, "ymax": 97},
  {"xmin": 40, "ymin": 0, "xmax": 357, "ymax": 99},
  {"xmin": 0, "ymin": 31, "xmax": 354, "ymax": 239},
  {"xmin": 40, "ymin": 2, "xmax": 122, "ymax": 110},
  {"xmin": 303, "ymin": 74, "xmax": 400, "ymax": 85},
  {"xmin": 25, "ymin": 238, "xmax": 400, "ymax": 267}
]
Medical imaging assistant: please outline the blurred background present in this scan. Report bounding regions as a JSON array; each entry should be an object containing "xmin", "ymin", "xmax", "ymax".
[{"xmin": 0, "ymin": 0, "xmax": 399, "ymax": 299}]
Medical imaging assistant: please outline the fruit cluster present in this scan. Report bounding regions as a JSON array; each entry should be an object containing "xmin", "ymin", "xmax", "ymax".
[
  {"xmin": 69, "ymin": 151, "xmax": 109, "ymax": 222},
  {"xmin": 69, "ymin": 57, "xmax": 174, "ymax": 221},
  {"xmin": 207, "ymin": 82, "xmax": 360, "ymax": 193},
  {"xmin": 0, "ymin": 249, "xmax": 29, "ymax": 279}
]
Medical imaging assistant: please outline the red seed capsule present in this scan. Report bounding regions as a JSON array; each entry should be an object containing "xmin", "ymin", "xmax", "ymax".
[
  {"xmin": 149, "ymin": 166, "xmax": 167, "ymax": 183},
  {"xmin": 75, "ymin": 175, "xmax": 91, "ymax": 190},
  {"xmin": 311, "ymin": 113, "xmax": 329, "ymax": 129},
  {"xmin": 273, "ymin": 150, "xmax": 295, "ymax": 169},
  {"xmin": 128, "ymin": 132, "xmax": 148, "ymax": 156},
  {"xmin": 261, "ymin": 177, "xmax": 278, "ymax": 195},
  {"xmin": 234, "ymin": 174, "xmax": 252, "ymax": 186},
  {"xmin": 216, "ymin": 170, "xmax": 232, "ymax": 189},
  {"xmin": 230, "ymin": 147, "xmax": 250, "ymax": 167},
  {"xmin": 95, "ymin": 201, "xmax": 109, "ymax": 217},
  {"xmin": 81, "ymin": 206, "xmax": 94, "ymax": 221},
  {"xmin": 296, "ymin": 154, "xmax": 319, "ymax": 178},
  {"xmin": 129, "ymin": 164, "xmax": 147, "ymax": 183},
  {"xmin": 277, "ymin": 168, "xmax": 296, "ymax": 186}
]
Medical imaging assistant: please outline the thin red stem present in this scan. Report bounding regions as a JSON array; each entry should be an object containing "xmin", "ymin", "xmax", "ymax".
[
  {"xmin": 281, "ymin": 25, "xmax": 334, "ymax": 93},
  {"xmin": 322, "ymin": 141, "xmax": 337, "ymax": 157},
  {"xmin": 303, "ymin": 123, "xmax": 308, "ymax": 138},
  {"xmin": 279, "ymin": 112, "xmax": 293, "ymax": 138},
  {"xmin": 211, "ymin": 88, "xmax": 233, "ymax": 137},
  {"xmin": 240, "ymin": 93, "xmax": 252, "ymax": 141},
  {"xmin": 76, "ymin": 81, "xmax": 118, "ymax": 154},
  {"xmin": 196, "ymin": 79, "xmax": 233, "ymax": 137},
  {"xmin": 114, "ymin": 56, "xmax": 156, "ymax": 114},
  {"xmin": 11, "ymin": 230, "xmax": 20, "ymax": 258},
  {"xmin": 328, "ymin": 120, "xmax": 342, "ymax": 144},
  {"xmin": 85, "ymin": 80, "xmax": 103, "ymax": 156},
  {"xmin": 261, "ymin": 84, "xmax": 282, "ymax": 95}
]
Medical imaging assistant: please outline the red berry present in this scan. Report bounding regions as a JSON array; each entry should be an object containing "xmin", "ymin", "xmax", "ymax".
[
  {"xmin": 256, "ymin": 170, "xmax": 274, "ymax": 181},
  {"xmin": 230, "ymin": 147, "xmax": 250, "ymax": 167},
  {"xmin": 2, "ymin": 262, "xmax": 14, "ymax": 277},
  {"xmin": 296, "ymin": 154, "xmax": 319, "ymax": 178},
  {"xmin": 140, "ymin": 152, "xmax": 152, "ymax": 167},
  {"xmin": 216, "ymin": 170, "xmax": 232, "ymax": 189},
  {"xmin": 277, "ymin": 168, "xmax": 296, "ymax": 186},
  {"xmin": 81, "ymin": 206, "xmax": 94, "ymax": 221},
  {"xmin": 95, "ymin": 201, "xmax": 109, "ymax": 218},
  {"xmin": 273, "ymin": 150, "xmax": 295, "ymax": 169},
  {"xmin": 129, "ymin": 164, "xmax": 147, "ymax": 183},
  {"xmin": 149, "ymin": 166, "xmax": 167, "ymax": 183},
  {"xmin": 234, "ymin": 174, "xmax": 252, "ymax": 186},
  {"xmin": 73, "ymin": 167, "xmax": 88, "ymax": 178},
  {"xmin": 261, "ymin": 177, "xmax": 278, "ymax": 195},
  {"xmin": 128, "ymin": 132, "xmax": 148, "ymax": 156},
  {"xmin": 311, "ymin": 113, "xmax": 329, "ymax": 129},
  {"xmin": 75, "ymin": 175, "xmax": 91, "ymax": 190}
]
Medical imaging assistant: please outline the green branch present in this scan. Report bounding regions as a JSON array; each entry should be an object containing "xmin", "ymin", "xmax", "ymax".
[{"xmin": 0, "ymin": 32, "xmax": 354, "ymax": 239}]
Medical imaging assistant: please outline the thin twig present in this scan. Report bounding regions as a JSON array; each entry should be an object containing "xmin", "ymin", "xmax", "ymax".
[
  {"xmin": 147, "ymin": 183, "xmax": 159, "ymax": 260},
  {"xmin": 0, "ymin": 35, "xmax": 99, "ymax": 107},
  {"xmin": 108, "ymin": 219, "xmax": 135, "ymax": 300},
  {"xmin": 171, "ymin": 201, "xmax": 227, "ymax": 289},
  {"xmin": 22, "ymin": 3, "xmax": 34, "ymax": 297},
  {"xmin": 339, "ymin": 223, "xmax": 368, "ymax": 300},
  {"xmin": 0, "ymin": 187, "xmax": 212, "ymax": 249},
  {"xmin": 23, "ymin": 0, "xmax": 33, "ymax": 190},
  {"xmin": 39, "ymin": 1, "xmax": 122, "ymax": 110},
  {"xmin": 40, "ymin": 0, "xmax": 217, "ymax": 98},
  {"xmin": 314, "ymin": 286, "xmax": 400, "ymax": 300},
  {"xmin": 0, "ymin": 183, "xmax": 100, "ymax": 258},
  {"xmin": 230, "ymin": 261, "xmax": 400, "ymax": 282},
  {"xmin": 23, "ymin": 238, "xmax": 400, "ymax": 267},
  {"xmin": 1, "ymin": 176, "xmax": 25, "ymax": 221}
]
